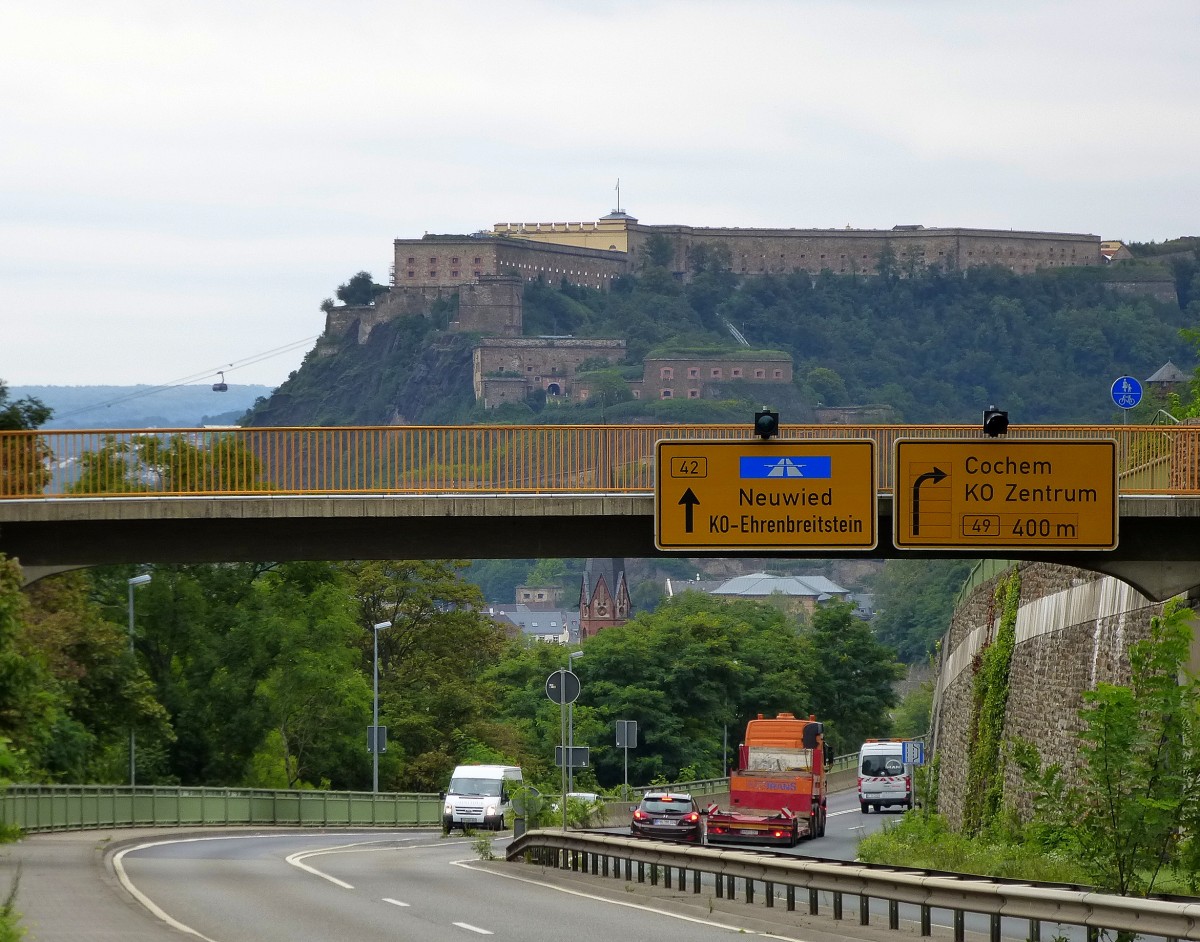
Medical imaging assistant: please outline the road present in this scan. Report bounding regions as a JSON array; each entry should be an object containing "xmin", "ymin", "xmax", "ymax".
[{"xmin": 2, "ymin": 791, "xmax": 907, "ymax": 941}]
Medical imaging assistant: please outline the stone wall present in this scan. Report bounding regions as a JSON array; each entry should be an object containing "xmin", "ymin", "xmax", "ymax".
[
  {"xmin": 932, "ymin": 562, "xmax": 1162, "ymax": 829},
  {"xmin": 472, "ymin": 337, "xmax": 626, "ymax": 408},
  {"xmin": 628, "ymin": 225, "xmax": 1102, "ymax": 279}
]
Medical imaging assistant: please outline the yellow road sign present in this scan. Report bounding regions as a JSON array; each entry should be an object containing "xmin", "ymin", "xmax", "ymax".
[
  {"xmin": 654, "ymin": 439, "xmax": 877, "ymax": 551},
  {"xmin": 893, "ymin": 439, "xmax": 1118, "ymax": 550}
]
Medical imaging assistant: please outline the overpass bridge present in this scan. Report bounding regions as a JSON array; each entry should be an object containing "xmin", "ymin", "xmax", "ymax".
[{"xmin": 3, "ymin": 423, "xmax": 1200, "ymax": 600}]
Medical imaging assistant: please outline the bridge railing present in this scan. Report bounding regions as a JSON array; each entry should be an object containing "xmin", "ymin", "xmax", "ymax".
[
  {"xmin": 1, "ymin": 423, "xmax": 1197, "ymax": 499},
  {"xmin": 510, "ymin": 831, "xmax": 1200, "ymax": 942},
  {"xmin": 1, "ymin": 783, "xmax": 443, "ymax": 831}
]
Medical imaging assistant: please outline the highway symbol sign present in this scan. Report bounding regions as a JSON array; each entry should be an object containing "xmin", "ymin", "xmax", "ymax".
[
  {"xmin": 893, "ymin": 439, "xmax": 1117, "ymax": 550},
  {"xmin": 655, "ymin": 439, "xmax": 877, "ymax": 551},
  {"xmin": 1111, "ymin": 375, "xmax": 1143, "ymax": 410},
  {"xmin": 902, "ymin": 741, "xmax": 925, "ymax": 765}
]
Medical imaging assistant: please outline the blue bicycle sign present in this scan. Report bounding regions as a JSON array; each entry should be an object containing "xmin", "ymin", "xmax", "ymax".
[{"xmin": 1111, "ymin": 375, "xmax": 1143, "ymax": 410}]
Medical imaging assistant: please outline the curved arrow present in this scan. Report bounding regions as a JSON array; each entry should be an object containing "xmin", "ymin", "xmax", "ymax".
[
  {"xmin": 912, "ymin": 467, "xmax": 947, "ymax": 536},
  {"xmin": 678, "ymin": 487, "xmax": 700, "ymax": 533}
]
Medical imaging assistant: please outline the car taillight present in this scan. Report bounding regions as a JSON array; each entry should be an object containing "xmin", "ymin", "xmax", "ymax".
[
  {"xmin": 632, "ymin": 809, "xmax": 645, "ymax": 820},
  {"xmin": 687, "ymin": 812, "xmax": 699, "ymax": 822}
]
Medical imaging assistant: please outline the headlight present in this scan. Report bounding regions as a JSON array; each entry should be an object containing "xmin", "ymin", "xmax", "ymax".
[
  {"xmin": 485, "ymin": 804, "xmax": 497, "ymax": 816},
  {"xmin": 444, "ymin": 802, "xmax": 452, "ymax": 814}
]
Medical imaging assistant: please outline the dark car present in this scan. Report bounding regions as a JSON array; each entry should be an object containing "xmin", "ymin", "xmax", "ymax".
[{"xmin": 630, "ymin": 792, "xmax": 703, "ymax": 843}]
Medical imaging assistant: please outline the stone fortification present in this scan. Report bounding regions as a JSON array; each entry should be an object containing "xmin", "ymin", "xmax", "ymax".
[
  {"xmin": 634, "ymin": 353, "xmax": 793, "ymax": 401},
  {"xmin": 472, "ymin": 337, "xmax": 626, "ymax": 409},
  {"xmin": 627, "ymin": 224, "xmax": 1101, "ymax": 277},
  {"xmin": 932, "ymin": 562, "xmax": 1168, "ymax": 830},
  {"xmin": 394, "ymin": 215, "xmax": 1102, "ymax": 296}
]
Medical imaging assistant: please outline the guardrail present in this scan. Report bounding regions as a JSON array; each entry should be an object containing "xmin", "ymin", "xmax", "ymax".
[
  {"xmin": 1, "ymin": 784, "xmax": 443, "ymax": 832},
  {"xmin": 2, "ymin": 423, "xmax": 1197, "ymax": 498},
  {"xmin": 508, "ymin": 831, "xmax": 1200, "ymax": 942}
]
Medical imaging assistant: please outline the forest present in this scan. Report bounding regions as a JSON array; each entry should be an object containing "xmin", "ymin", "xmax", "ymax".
[{"xmin": 0, "ymin": 555, "xmax": 901, "ymax": 796}]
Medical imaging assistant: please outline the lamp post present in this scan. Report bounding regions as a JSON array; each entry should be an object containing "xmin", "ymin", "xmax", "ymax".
[
  {"xmin": 372, "ymin": 621, "xmax": 392, "ymax": 793},
  {"xmin": 567, "ymin": 650, "xmax": 584, "ymax": 795},
  {"xmin": 127, "ymin": 573, "xmax": 152, "ymax": 788}
]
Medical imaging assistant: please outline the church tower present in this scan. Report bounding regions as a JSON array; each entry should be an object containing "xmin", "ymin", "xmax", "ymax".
[{"xmin": 578, "ymin": 558, "xmax": 631, "ymax": 639}]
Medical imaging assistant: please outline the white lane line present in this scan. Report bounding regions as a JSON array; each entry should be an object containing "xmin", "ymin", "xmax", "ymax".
[
  {"xmin": 287, "ymin": 836, "xmax": 478, "ymax": 888},
  {"xmin": 453, "ymin": 922, "xmax": 494, "ymax": 935},
  {"xmin": 383, "ymin": 897, "xmax": 411, "ymax": 907},
  {"xmin": 453, "ymin": 858, "xmax": 810, "ymax": 941},
  {"xmin": 113, "ymin": 844, "xmax": 224, "ymax": 942}
]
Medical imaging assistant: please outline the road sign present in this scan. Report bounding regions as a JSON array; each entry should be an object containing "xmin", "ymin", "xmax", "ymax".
[
  {"xmin": 545, "ymin": 669, "xmax": 580, "ymax": 705},
  {"xmin": 893, "ymin": 439, "xmax": 1117, "ymax": 550},
  {"xmin": 1111, "ymin": 375, "xmax": 1143, "ymax": 410},
  {"xmin": 654, "ymin": 439, "xmax": 877, "ymax": 551},
  {"xmin": 366, "ymin": 726, "xmax": 387, "ymax": 754},
  {"xmin": 555, "ymin": 746, "xmax": 590, "ymax": 768},
  {"xmin": 615, "ymin": 719, "xmax": 638, "ymax": 748},
  {"xmin": 902, "ymin": 740, "xmax": 925, "ymax": 765}
]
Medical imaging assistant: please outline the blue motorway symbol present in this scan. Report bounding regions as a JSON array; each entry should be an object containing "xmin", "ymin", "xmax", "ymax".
[
  {"xmin": 739, "ymin": 456, "xmax": 832, "ymax": 479},
  {"xmin": 1110, "ymin": 375, "xmax": 1143, "ymax": 410}
]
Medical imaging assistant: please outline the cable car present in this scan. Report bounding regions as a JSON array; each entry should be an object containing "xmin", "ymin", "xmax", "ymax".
[{"xmin": 212, "ymin": 371, "xmax": 228, "ymax": 392}]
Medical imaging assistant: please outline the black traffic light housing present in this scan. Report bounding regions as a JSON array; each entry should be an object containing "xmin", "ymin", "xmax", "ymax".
[
  {"xmin": 754, "ymin": 408, "xmax": 779, "ymax": 440},
  {"xmin": 983, "ymin": 405, "xmax": 1009, "ymax": 437}
]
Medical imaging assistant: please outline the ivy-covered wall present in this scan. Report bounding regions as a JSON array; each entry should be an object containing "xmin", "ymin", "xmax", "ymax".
[{"xmin": 932, "ymin": 562, "xmax": 1163, "ymax": 831}]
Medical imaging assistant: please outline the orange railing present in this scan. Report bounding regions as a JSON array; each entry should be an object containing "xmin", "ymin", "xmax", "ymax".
[{"xmin": 0, "ymin": 424, "xmax": 1196, "ymax": 499}]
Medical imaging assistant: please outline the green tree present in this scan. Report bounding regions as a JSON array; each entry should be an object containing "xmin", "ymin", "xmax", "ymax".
[
  {"xmin": 870, "ymin": 559, "xmax": 976, "ymax": 662},
  {"xmin": 69, "ymin": 433, "xmax": 266, "ymax": 494},
  {"xmin": 346, "ymin": 560, "xmax": 512, "ymax": 790},
  {"xmin": 0, "ymin": 380, "xmax": 52, "ymax": 496},
  {"xmin": 336, "ymin": 271, "xmax": 388, "ymax": 306},
  {"xmin": 805, "ymin": 601, "xmax": 904, "ymax": 753}
]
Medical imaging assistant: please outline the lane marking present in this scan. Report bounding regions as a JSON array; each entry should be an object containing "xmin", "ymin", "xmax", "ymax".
[
  {"xmin": 287, "ymin": 836, "xmax": 478, "ymax": 888},
  {"xmin": 453, "ymin": 922, "xmax": 494, "ymax": 935},
  {"xmin": 453, "ymin": 857, "xmax": 817, "ymax": 941},
  {"xmin": 111, "ymin": 831, "xmax": 454, "ymax": 938},
  {"xmin": 383, "ymin": 898, "xmax": 411, "ymax": 907}
]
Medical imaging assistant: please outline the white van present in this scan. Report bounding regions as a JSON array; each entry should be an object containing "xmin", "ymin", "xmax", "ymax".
[
  {"xmin": 442, "ymin": 764, "xmax": 523, "ymax": 832},
  {"xmin": 857, "ymin": 740, "xmax": 913, "ymax": 813}
]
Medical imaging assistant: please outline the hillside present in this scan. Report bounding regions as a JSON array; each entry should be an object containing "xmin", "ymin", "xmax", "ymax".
[
  {"xmin": 12, "ymin": 383, "xmax": 273, "ymax": 429},
  {"xmin": 244, "ymin": 260, "xmax": 1198, "ymax": 428}
]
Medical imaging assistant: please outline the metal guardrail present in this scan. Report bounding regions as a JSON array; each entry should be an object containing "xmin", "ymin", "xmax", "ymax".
[
  {"xmin": 1, "ymin": 784, "xmax": 442, "ymax": 832},
  {"xmin": 508, "ymin": 831, "xmax": 1200, "ymax": 941},
  {"xmin": 1, "ymin": 423, "xmax": 1197, "ymax": 498}
]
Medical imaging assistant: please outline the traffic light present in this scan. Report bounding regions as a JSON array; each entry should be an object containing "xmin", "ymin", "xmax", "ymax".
[
  {"xmin": 754, "ymin": 408, "xmax": 779, "ymax": 440},
  {"xmin": 982, "ymin": 405, "xmax": 1008, "ymax": 437}
]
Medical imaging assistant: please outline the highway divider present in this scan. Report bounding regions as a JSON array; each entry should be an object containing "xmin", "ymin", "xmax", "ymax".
[{"xmin": 507, "ymin": 830, "xmax": 1200, "ymax": 942}]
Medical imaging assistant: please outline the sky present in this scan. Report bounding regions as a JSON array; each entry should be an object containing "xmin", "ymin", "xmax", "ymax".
[{"xmin": 3, "ymin": 0, "xmax": 1197, "ymax": 390}]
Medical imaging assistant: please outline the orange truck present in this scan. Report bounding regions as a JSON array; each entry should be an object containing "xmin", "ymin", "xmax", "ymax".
[{"xmin": 705, "ymin": 712, "xmax": 828, "ymax": 848}]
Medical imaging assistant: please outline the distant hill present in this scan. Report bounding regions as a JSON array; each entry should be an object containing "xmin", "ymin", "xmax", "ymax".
[
  {"xmin": 243, "ymin": 262, "xmax": 1198, "ymax": 428},
  {"xmin": 12, "ymin": 384, "xmax": 273, "ymax": 430}
]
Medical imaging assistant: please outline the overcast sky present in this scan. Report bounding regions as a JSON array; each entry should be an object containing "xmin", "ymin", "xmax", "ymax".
[{"xmin": 4, "ymin": 0, "xmax": 1197, "ymax": 390}]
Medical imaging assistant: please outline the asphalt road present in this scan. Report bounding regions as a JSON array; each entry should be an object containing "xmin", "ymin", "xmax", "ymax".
[{"xmin": 0, "ymin": 789, "xmax": 909, "ymax": 942}]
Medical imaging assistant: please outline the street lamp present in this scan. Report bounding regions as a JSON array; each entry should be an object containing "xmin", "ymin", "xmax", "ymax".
[
  {"xmin": 127, "ymin": 573, "xmax": 152, "ymax": 788},
  {"xmin": 567, "ymin": 650, "xmax": 584, "ymax": 795},
  {"xmin": 372, "ymin": 621, "xmax": 392, "ymax": 793}
]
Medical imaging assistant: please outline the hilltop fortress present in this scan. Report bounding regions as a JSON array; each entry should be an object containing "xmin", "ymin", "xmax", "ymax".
[{"xmin": 323, "ymin": 211, "xmax": 1102, "ymax": 408}]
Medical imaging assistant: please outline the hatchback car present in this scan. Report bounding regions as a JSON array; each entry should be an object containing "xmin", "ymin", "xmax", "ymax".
[{"xmin": 630, "ymin": 792, "xmax": 703, "ymax": 843}]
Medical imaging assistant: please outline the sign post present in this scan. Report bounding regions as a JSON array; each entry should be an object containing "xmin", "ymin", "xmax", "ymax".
[
  {"xmin": 893, "ymin": 439, "xmax": 1118, "ymax": 550},
  {"xmin": 615, "ymin": 719, "xmax": 638, "ymax": 799},
  {"xmin": 545, "ymin": 669, "xmax": 580, "ymax": 830},
  {"xmin": 655, "ymin": 439, "xmax": 877, "ymax": 551}
]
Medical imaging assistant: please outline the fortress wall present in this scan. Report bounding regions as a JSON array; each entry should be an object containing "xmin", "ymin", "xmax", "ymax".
[
  {"xmin": 629, "ymin": 225, "xmax": 1102, "ymax": 278},
  {"xmin": 494, "ymin": 239, "xmax": 628, "ymax": 290},
  {"xmin": 393, "ymin": 239, "xmax": 500, "ymax": 288},
  {"xmin": 933, "ymin": 562, "xmax": 1160, "ymax": 829},
  {"xmin": 455, "ymin": 276, "xmax": 523, "ymax": 336},
  {"xmin": 473, "ymin": 338, "xmax": 626, "ymax": 407}
]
